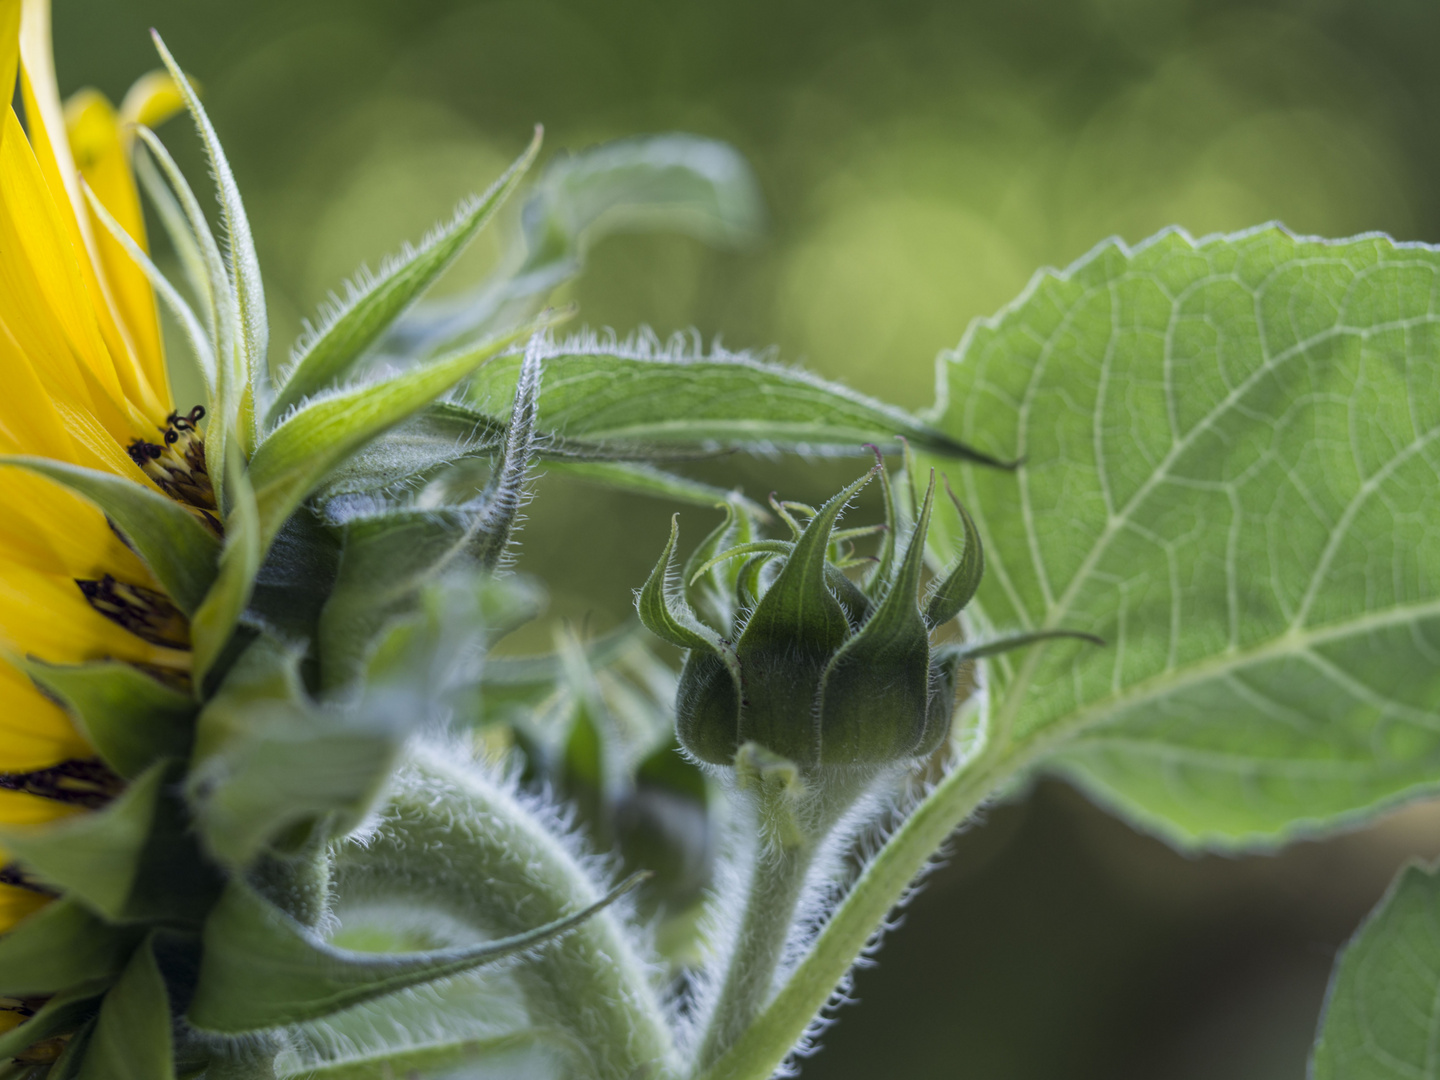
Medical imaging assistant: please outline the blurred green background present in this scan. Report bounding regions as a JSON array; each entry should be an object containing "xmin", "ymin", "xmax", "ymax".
[{"xmin": 52, "ymin": 1, "xmax": 1440, "ymax": 1076}]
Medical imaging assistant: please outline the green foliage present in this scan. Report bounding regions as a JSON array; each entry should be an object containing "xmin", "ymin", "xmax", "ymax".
[
  {"xmin": 1310, "ymin": 861, "xmax": 1440, "ymax": 1079},
  {"xmin": 23, "ymin": 660, "xmax": 196, "ymax": 779},
  {"xmin": 76, "ymin": 936, "xmax": 174, "ymax": 1080},
  {"xmin": 0, "ymin": 901, "xmax": 137, "ymax": 997},
  {"xmin": 0, "ymin": 763, "xmax": 171, "ymax": 921},
  {"xmin": 187, "ymin": 875, "xmax": 641, "ymax": 1032},
  {"xmin": 9, "ymin": 16, "xmax": 1440, "ymax": 1077},
  {"xmin": 267, "ymin": 129, "xmax": 542, "ymax": 419},
  {"xmin": 925, "ymin": 226, "xmax": 1440, "ymax": 847},
  {"xmin": 467, "ymin": 334, "xmax": 1005, "ymax": 460}
]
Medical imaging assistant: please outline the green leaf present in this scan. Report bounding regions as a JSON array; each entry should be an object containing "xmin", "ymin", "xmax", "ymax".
[
  {"xmin": 926, "ymin": 226, "xmax": 1440, "ymax": 847},
  {"xmin": 152, "ymin": 31, "xmax": 266, "ymax": 446},
  {"xmin": 186, "ymin": 874, "xmax": 643, "ymax": 1033},
  {"xmin": 190, "ymin": 445, "xmax": 261, "ymax": 690},
  {"xmin": 76, "ymin": 935, "xmax": 174, "ymax": 1080},
  {"xmin": 388, "ymin": 133, "xmax": 764, "ymax": 353},
  {"xmin": 187, "ymin": 638, "xmax": 398, "ymax": 867},
  {"xmin": 23, "ymin": 659, "xmax": 196, "ymax": 779},
  {"xmin": 0, "ymin": 981, "xmax": 107, "ymax": 1062},
  {"xmin": 268, "ymin": 129, "xmax": 542, "ymax": 421},
  {"xmin": 1311, "ymin": 861, "xmax": 1440, "ymax": 1079},
  {"xmin": 133, "ymin": 124, "xmax": 235, "ymax": 491},
  {"xmin": 316, "ymin": 352, "xmax": 543, "ymax": 688},
  {"xmin": 522, "ymin": 133, "xmax": 763, "ymax": 269},
  {"xmin": 0, "ymin": 899, "xmax": 138, "ymax": 996},
  {"xmin": 0, "ymin": 458, "xmax": 219, "ymax": 615},
  {"xmin": 275, "ymin": 969, "xmax": 565, "ymax": 1080},
  {"xmin": 0, "ymin": 762, "xmax": 168, "ymax": 920},
  {"xmin": 83, "ymin": 182, "xmax": 216, "ymax": 392},
  {"xmin": 467, "ymin": 334, "xmax": 1008, "ymax": 461},
  {"xmin": 248, "ymin": 339, "xmax": 509, "ymax": 553}
]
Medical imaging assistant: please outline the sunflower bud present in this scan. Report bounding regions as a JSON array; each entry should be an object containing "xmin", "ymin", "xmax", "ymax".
[{"xmin": 639, "ymin": 465, "xmax": 986, "ymax": 768}]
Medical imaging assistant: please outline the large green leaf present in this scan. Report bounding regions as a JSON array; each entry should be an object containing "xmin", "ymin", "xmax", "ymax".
[
  {"xmin": 926, "ymin": 226, "xmax": 1440, "ymax": 847},
  {"xmin": 467, "ymin": 335, "xmax": 1006, "ymax": 461},
  {"xmin": 1311, "ymin": 861, "xmax": 1440, "ymax": 1079}
]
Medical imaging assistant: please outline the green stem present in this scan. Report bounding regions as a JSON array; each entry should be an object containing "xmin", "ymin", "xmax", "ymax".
[
  {"xmin": 694, "ymin": 746, "xmax": 1018, "ymax": 1080},
  {"xmin": 696, "ymin": 831, "xmax": 816, "ymax": 1069},
  {"xmin": 335, "ymin": 750, "xmax": 679, "ymax": 1080},
  {"xmin": 694, "ymin": 767, "xmax": 867, "ymax": 1071}
]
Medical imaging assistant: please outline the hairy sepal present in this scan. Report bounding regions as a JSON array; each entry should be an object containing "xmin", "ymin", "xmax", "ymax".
[{"xmin": 268, "ymin": 129, "xmax": 542, "ymax": 421}]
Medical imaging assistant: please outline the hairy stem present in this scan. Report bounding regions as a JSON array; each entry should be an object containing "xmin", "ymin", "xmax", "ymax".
[
  {"xmin": 334, "ymin": 748, "xmax": 679, "ymax": 1080},
  {"xmin": 695, "ymin": 745, "xmax": 1016, "ymax": 1080},
  {"xmin": 696, "ymin": 831, "xmax": 816, "ymax": 1069},
  {"xmin": 695, "ymin": 767, "xmax": 868, "ymax": 1071}
]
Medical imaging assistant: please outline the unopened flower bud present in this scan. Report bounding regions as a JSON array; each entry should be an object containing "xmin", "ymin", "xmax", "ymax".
[{"xmin": 639, "ymin": 465, "xmax": 988, "ymax": 768}]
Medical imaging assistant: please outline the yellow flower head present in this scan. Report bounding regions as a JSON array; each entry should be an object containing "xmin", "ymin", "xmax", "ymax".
[{"xmin": 0, "ymin": 0, "xmax": 197, "ymax": 941}]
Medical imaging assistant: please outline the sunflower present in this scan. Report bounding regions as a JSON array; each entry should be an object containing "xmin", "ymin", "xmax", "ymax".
[{"xmin": 0, "ymin": 0, "xmax": 197, "ymax": 959}]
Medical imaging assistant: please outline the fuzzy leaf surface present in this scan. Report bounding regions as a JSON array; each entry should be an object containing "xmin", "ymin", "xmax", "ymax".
[
  {"xmin": 249, "ymin": 341, "xmax": 504, "ymax": 551},
  {"xmin": 387, "ymin": 133, "xmax": 763, "ymax": 352},
  {"xmin": 468, "ymin": 337, "xmax": 1002, "ymax": 460},
  {"xmin": 927, "ymin": 227, "xmax": 1440, "ymax": 847},
  {"xmin": 268, "ymin": 129, "xmax": 541, "ymax": 419},
  {"xmin": 1310, "ymin": 861, "xmax": 1440, "ymax": 1079}
]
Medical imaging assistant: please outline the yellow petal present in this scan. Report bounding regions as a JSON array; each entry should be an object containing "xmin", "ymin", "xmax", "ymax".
[
  {"xmin": 0, "ymin": 106, "xmax": 139, "ymax": 441},
  {"xmin": 0, "ymin": 884, "xmax": 50, "ymax": 934},
  {"xmin": 0, "ymin": 660, "xmax": 91, "ymax": 772},
  {"xmin": 119, "ymin": 70, "xmax": 186, "ymax": 132},
  {"xmin": 0, "ymin": 562, "xmax": 185, "ymax": 670},
  {"xmin": 0, "ymin": 471, "xmax": 151, "ymax": 583},
  {"xmin": 0, "ymin": 1, "xmax": 17, "ymax": 131},
  {"xmin": 65, "ymin": 88, "xmax": 170, "ymax": 410},
  {"xmin": 17, "ymin": 0, "xmax": 167, "ymax": 425}
]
